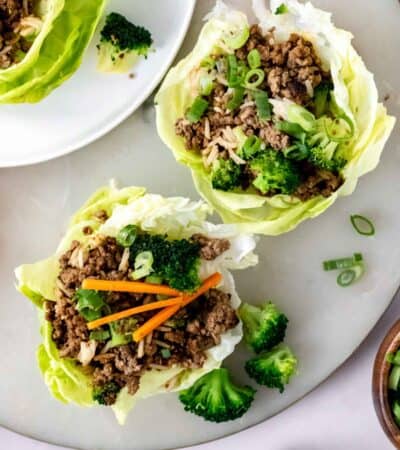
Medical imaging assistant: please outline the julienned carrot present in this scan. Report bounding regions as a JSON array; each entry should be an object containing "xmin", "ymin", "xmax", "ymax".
[
  {"xmin": 132, "ymin": 272, "xmax": 222, "ymax": 342},
  {"xmin": 81, "ymin": 278, "xmax": 182, "ymax": 297},
  {"xmin": 86, "ymin": 297, "xmax": 184, "ymax": 330}
]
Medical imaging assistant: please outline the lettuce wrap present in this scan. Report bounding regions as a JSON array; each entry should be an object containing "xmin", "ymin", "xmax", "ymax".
[
  {"xmin": 155, "ymin": 0, "xmax": 395, "ymax": 235},
  {"xmin": 0, "ymin": 0, "xmax": 105, "ymax": 103},
  {"xmin": 15, "ymin": 183, "xmax": 258, "ymax": 425}
]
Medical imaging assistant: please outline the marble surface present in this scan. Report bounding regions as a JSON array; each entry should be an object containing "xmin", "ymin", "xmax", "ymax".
[
  {"xmin": 1, "ymin": 289, "xmax": 399, "ymax": 450},
  {"xmin": 0, "ymin": 0, "xmax": 399, "ymax": 449}
]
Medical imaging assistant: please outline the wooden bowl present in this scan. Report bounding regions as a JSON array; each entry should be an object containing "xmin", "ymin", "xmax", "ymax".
[{"xmin": 372, "ymin": 319, "xmax": 400, "ymax": 448}]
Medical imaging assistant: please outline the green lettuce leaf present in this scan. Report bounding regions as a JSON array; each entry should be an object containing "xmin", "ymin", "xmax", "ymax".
[
  {"xmin": 15, "ymin": 183, "xmax": 257, "ymax": 424},
  {"xmin": 0, "ymin": 0, "xmax": 106, "ymax": 103},
  {"xmin": 155, "ymin": 0, "xmax": 395, "ymax": 235}
]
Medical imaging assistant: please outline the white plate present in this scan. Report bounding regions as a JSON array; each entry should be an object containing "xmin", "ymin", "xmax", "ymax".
[
  {"xmin": 0, "ymin": 0, "xmax": 399, "ymax": 449},
  {"xmin": 0, "ymin": 0, "xmax": 195, "ymax": 168}
]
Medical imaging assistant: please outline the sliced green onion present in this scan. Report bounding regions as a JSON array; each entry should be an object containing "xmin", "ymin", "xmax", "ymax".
[
  {"xmin": 186, "ymin": 96, "xmax": 209, "ymax": 123},
  {"xmin": 283, "ymin": 143, "xmax": 309, "ymax": 160},
  {"xmin": 239, "ymin": 135, "xmax": 262, "ymax": 159},
  {"xmin": 350, "ymin": 214, "xmax": 375, "ymax": 236},
  {"xmin": 253, "ymin": 90, "xmax": 272, "ymax": 120},
  {"xmin": 323, "ymin": 253, "xmax": 363, "ymax": 271},
  {"xmin": 337, "ymin": 265, "xmax": 364, "ymax": 287},
  {"xmin": 389, "ymin": 366, "xmax": 400, "ymax": 391},
  {"xmin": 200, "ymin": 56, "xmax": 216, "ymax": 70},
  {"xmin": 275, "ymin": 121, "xmax": 306, "ymax": 143},
  {"xmin": 131, "ymin": 251, "xmax": 154, "ymax": 280},
  {"xmin": 287, "ymin": 104, "xmax": 316, "ymax": 132},
  {"xmin": 243, "ymin": 68, "xmax": 265, "ymax": 89},
  {"xmin": 223, "ymin": 26, "xmax": 250, "ymax": 50},
  {"xmin": 392, "ymin": 400, "xmax": 400, "ymax": 426},
  {"xmin": 313, "ymin": 82, "xmax": 331, "ymax": 118},
  {"xmin": 117, "ymin": 224, "xmax": 138, "ymax": 247},
  {"xmin": 275, "ymin": 3, "xmax": 289, "ymax": 14},
  {"xmin": 90, "ymin": 329, "xmax": 111, "ymax": 341},
  {"xmin": 199, "ymin": 75, "xmax": 214, "ymax": 96},
  {"xmin": 227, "ymin": 87, "xmax": 245, "ymax": 111},
  {"xmin": 226, "ymin": 54, "xmax": 241, "ymax": 87},
  {"xmin": 247, "ymin": 49, "xmax": 261, "ymax": 69},
  {"xmin": 161, "ymin": 348, "xmax": 171, "ymax": 359}
]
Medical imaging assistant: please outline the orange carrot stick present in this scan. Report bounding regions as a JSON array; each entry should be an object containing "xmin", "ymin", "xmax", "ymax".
[
  {"xmin": 86, "ymin": 297, "xmax": 184, "ymax": 330},
  {"xmin": 132, "ymin": 272, "xmax": 222, "ymax": 342},
  {"xmin": 81, "ymin": 278, "xmax": 182, "ymax": 297}
]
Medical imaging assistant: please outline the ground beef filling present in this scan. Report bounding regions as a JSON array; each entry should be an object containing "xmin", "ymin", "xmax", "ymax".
[
  {"xmin": 45, "ymin": 235, "xmax": 237, "ymax": 406},
  {"xmin": 175, "ymin": 25, "xmax": 342, "ymax": 201},
  {"xmin": 0, "ymin": 0, "xmax": 41, "ymax": 68}
]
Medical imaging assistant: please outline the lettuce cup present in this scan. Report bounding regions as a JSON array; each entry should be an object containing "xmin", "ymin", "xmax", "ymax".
[
  {"xmin": 15, "ymin": 183, "xmax": 258, "ymax": 424},
  {"xmin": 0, "ymin": 0, "xmax": 105, "ymax": 103},
  {"xmin": 156, "ymin": 0, "xmax": 395, "ymax": 235}
]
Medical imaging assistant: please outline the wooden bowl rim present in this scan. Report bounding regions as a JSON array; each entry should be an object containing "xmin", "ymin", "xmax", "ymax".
[{"xmin": 372, "ymin": 318, "xmax": 400, "ymax": 448}]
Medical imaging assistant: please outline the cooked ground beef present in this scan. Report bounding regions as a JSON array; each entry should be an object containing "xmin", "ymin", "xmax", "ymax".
[
  {"xmin": 174, "ymin": 23, "xmax": 342, "ymax": 201},
  {"xmin": 191, "ymin": 234, "xmax": 230, "ymax": 260},
  {"xmin": 0, "ymin": 0, "xmax": 40, "ymax": 68},
  {"xmin": 237, "ymin": 26, "xmax": 327, "ymax": 104},
  {"xmin": 45, "ymin": 231, "xmax": 236, "ymax": 406},
  {"xmin": 294, "ymin": 164, "xmax": 343, "ymax": 201}
]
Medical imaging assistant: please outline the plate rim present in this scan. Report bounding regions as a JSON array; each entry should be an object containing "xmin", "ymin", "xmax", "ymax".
[{"xmin": 1, "ymin": 0, "xmax": 196, "ymax": 168}]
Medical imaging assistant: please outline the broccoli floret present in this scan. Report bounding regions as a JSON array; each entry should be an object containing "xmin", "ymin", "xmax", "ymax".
[
  {"xmin": 130, "ymin": 234, "xmax": 201, "ymax": 292},
  {"xmin": 245, "ymin": 344, "xmax": 298, "ymax": 393},
  {"xmin": 93, "ymin": 382, "xmax": 121, "ymax": 405},
  {"xmin": 238, "ymin": 302, "xmax": 288, "ymax": 354},
  {"xmin": 179, "ymin": 368, "xmax": 256, "ymax": 422},
  {"xmin": 249, "ymin": 150, "xmax": 301, "ymax": 195},
  {"xmin": 211, "ymin": 158, "xmax": 242, "ymax": 191},
  {"xmin": 309, "ymin": 143, "xmax": 346, "ymax": 172},
  {"xmin": 97, "ymin": 12, "xmax": 153, "ymax": 73}
]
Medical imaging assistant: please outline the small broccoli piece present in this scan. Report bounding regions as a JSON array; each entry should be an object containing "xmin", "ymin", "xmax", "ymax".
[
  {"xmin": 309, "ymin": 144, "xmax": 346, "ymax": 172},
  {"xmin": 93, "ymin": 382, "xmax": 121, "ymax": 405},
  {"xmin": 211, "ymin": 158, "xmax": 242, "ymax": 191},
  {"xmin": 245, "ymin": 344, "xmax": 298, "ymax": 393},
  {"xmin": 238, "ymin": 302, "xmax": 288, "ymax": 353},
  {"xmin": 97, "ymin": 12, "xmax": 153, "ymax": 73},
  {"xmin": 249, "ymin": 150, "xmax": 301, "ymax": 195},
  {"xmin": 130, "ymin": 234, "xmax": 201, "ymax": 292},
  {"xmin": 179, "ymin": 368, "xmax": 256, "ymax": 422}
]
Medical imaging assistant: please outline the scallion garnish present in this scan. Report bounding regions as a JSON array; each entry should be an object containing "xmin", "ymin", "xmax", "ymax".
[
  {"xmin": 282, "ymin": 143, "xmax": 309, "ymax": 161},
  {"xmin": 336, "ymin": 264, "xmax": 364, "ymax": 287},
  {"xmin": 350, "ymin": 214, "xmax": 375, "ymax": 236},
  {"xmin": 313, "ymin": 82, "xmax": 331, "ymax": 118},
  {"xmin": 226, "ymin": 54, "xmax": 241, "ymax": 87},
  {"xmin": 275, "ymin": 121, "xmax": 306, "ymax": 143},
  {"xmin": 186, "ymin": 96, "xmax": 209, "ymax": 123},
  {"xmin": 200, "ymin": 75, "xmax": 214, "ymax": 96},
  {"xmin": 227, "ymin": 87, "xmax": 245, "ymax": 111},
  {"xmin": 253, "ymin": 90, "xmax": 271, "ymax": 120},
  {"xmin": 200, "ymin": 56, "xmax": 216, "ymax": 70},
  {"xmin": 247, "ymin": 49, "xmax": 261, "ymax": 69},
  {"xmin": 239, "ymin": 135, "xmax": 262, "ymax": 159},
  {"xmin": 74, "ymin": 289, "xmax": 106, "ymax": 321},
  {"xmin": 117, "ymin": 224, "xmax": 138, "ymax": 247},
  {"xmin": 243, "ymin": 68, "xmax": 265, "ymax": 89},
  {"xmin": 161, "ymin": 348, "xmax": 171, "ymax": 359},
  {"xmin": 223, "ymin": 26, "xmax": 250, "ymax": 50},
  {"xmin": 323, "ymin": 253, "xmax": 363, "ymax": 271}
]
